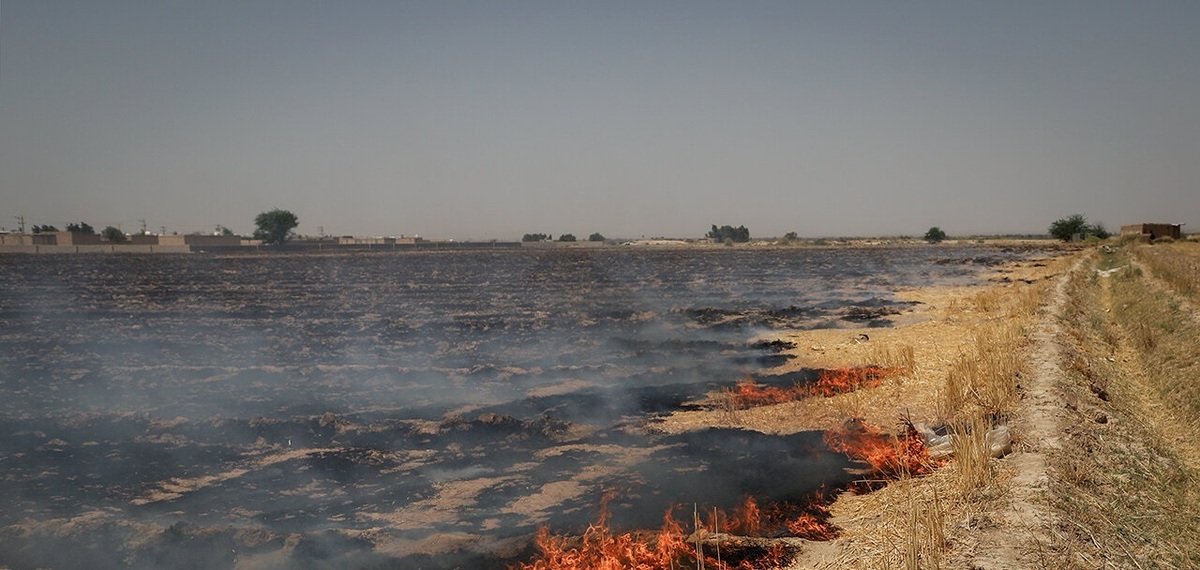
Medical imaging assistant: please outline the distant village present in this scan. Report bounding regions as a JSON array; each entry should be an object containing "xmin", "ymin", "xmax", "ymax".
[{"xmin": 0, "ymin": 228, "xmax": 527, "ymax": 254}]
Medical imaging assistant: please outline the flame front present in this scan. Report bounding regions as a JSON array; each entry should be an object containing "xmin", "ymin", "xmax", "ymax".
[
  {"xmin": 728, "ymin": 366, "xmax": 904, "ymax": 409},
  {"xmin": 822, "ymin": 418, "xmax": 933, "ymax": 477},
  {"xmin": 807, "ymin": 365, "xmax": 899, "ymax": 397},
  {"xmin": 516, "ymin": 365, "xmax": 929, "ymax": 569},
  {"xmin": 512, "ymin": 495, "xmax": 836, "ymax": 570}
]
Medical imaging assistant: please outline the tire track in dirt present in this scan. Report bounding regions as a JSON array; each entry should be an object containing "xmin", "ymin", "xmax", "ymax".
[
  {"xmin": 1100, "ymin": 258, "xmax": 1200, "ymax": 473},
  {"xmin": 964, "ymin": 254, "xmax": 1086, "ymax": 569},
  {"xmin": 1127, "ymin": 256, "xmax": 1200, "ymax": 328}
]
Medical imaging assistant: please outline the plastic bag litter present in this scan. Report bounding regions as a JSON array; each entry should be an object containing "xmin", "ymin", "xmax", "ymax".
[
  {"xmin": 914, "ymin": 423, "xmax": 955, "ymax": 459},
  {"xmin": 986, "ymin": 425, "xmax": 1012, "ymax": 458},
  {"xmin": 912, "ymin": 423, "xmax": 1013, "ymax": 460}
]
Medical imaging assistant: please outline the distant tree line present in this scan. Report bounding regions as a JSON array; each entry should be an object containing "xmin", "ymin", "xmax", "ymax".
[
  {"xmin": 707, "ymin": 225, "xmax": 750, "ymax": 243},
  {"xmin": 522, "ymin": 232, "xmax": 606, "ymax": 242}
]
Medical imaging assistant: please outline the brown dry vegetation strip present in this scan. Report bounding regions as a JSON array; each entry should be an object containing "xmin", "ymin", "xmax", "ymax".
[{"xmin": 1047, "ymin": 243, "xmax": 1200, "ymax": 569}]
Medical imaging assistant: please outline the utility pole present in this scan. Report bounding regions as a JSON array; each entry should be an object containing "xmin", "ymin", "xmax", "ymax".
[
  {"xmin": 318, "ymin": 226, "xmax": 324, "ymax": 239},
  {"xmin": 138, "ymin": 219, "xmax": 147, "ymax": 235},
  {"xmin": 160, "ymin": 226, "xmax": 167, "ymax": 236},
  {"xmin": 15, "ymin": 216, "xmax": 25, "ymax": 233}
]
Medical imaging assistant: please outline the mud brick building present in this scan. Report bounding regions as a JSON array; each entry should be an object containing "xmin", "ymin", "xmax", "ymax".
[{"xmin": 1120, "ymin": 223, "xmax": 1182, "ymax": 240}]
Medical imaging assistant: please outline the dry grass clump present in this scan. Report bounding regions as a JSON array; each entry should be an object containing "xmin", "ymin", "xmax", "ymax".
[
  {"xmin": 937, "ymin": 281, "xmax": 1045, "ymax": 426},
  {"xmin": 811, "ymin": 463, "xmax": 991, "ymax": 570},
  {"xmin": 902, "ymin": 483, "xmax": 946, "ymax": 570},
  {"xmin": 861, "ymin": 344, "xmax": 916, "ymax": 380},
  {"xmin": 948, "ymin": 415, "xmax": 995, "ymax": 500},
  {"xmin": 969, "ymin": 287, "xmax": 1006, "ymax": 313},
  {"xmin": 937, "ymin": 328, "xmax": 1022, "ymax": 423}
]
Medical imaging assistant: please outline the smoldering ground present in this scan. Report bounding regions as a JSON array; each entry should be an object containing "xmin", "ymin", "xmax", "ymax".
[{"xmin": 0, "ymin": 247, "xmax": 1042, "ymax": 568}]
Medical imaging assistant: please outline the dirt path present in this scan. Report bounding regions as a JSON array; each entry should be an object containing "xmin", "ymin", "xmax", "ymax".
[{"xmin": 959, "ymin": 254, "xmax": 1087, "ymax": 569}]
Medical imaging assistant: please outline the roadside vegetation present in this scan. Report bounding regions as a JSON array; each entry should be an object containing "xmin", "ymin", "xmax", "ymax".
[
  {"xmin": 820, "ymin": 241, "xmax": 1200, "ymax": 569},
  {"xmin": 824, "ymin": 253, "xmax": 1053, "ymax": 569},
  {"xmin": 1048, "ymin": 241, "xmax": 1200, "ymax": 568}
]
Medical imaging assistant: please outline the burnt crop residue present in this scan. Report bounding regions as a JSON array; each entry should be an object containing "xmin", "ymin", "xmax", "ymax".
[{"xmin": 0, "ymin": 247, "xmax": 1042, "ymax": 568}]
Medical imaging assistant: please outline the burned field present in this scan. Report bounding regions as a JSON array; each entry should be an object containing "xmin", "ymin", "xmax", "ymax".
[{"xmin": 0, "ymin": 247, "xmax": 1032, "ymax": 569}]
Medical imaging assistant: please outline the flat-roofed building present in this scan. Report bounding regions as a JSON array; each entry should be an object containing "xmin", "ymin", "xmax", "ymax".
[{"xmin": 1120, "ymin": 223, "xmax": 1182, "ymax": 240}]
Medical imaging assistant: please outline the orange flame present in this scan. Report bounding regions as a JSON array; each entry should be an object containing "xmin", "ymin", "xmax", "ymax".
[
  {"xmin": 718, "ymin": 496, "xmax": 838, "ymax": 541},
  {"xmin": 513, "ymin": 494, "xmax": 836, "ymax": 570},
  {"xmin": 728, "ymin": 376, "xmax": 797, "ymax": 408},
  {"xmin": 726, "ymin": 366, "xmax": 906, "ymax": 409},
  {"xmin": 516, "ymin": 369, "xmax": 936, "ymax": 569},
  {"xmin": 787, "ymin": 513, "xmax": 835, "ymax": 540},
  {"xmin": 515, "ymin": 510, "xmax": 686, "ymax": 570},
  {"xmin": 807, "ymin": 366, "xmax": 902, "ymax": 397},
  {"xmin": 823, "ymin": 418, "xmax": 932, "ymax": 478}
]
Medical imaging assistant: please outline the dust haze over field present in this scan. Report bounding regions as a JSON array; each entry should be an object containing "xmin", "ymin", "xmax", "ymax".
[{"xmin": 0, "ymin": 247, "xmax": 1041, "ymax": 568}]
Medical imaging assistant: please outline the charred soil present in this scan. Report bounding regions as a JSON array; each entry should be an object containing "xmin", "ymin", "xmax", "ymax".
[{"xmin": 0, "ymin": 246, "xmax": 1071, "ymax": 569}]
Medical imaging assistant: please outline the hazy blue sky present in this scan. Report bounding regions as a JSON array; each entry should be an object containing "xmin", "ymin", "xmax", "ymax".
[{"xmin": 2, "ymin": 1, "xmax": 1197, "ymax": 240}]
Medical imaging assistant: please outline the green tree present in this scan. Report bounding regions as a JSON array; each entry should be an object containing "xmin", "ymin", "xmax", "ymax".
[
  {"xmin": 65, "ymin": 222, "xmax": 95, "ymax": 234},
  {"xmin": 32, "ymin": 224, "xmax": 58, "ymax": 233},
  {"xmin": 783, "ymin": 231, "xmax": 799, "ymax": 241},
  {"xmin": 101, "ymin": 226, "xmax": 126, "ymax": 242},
  {"xmin": 253, "ymin": 209, "xmax": 299, "ymax": 244},
  {"xmin": 522, "ymin": 233, "xmax": 550, "ymax": 242},
  {"xmin": 706, "ymin": 224, "xmax": 750, "ymax": 243},
  {"xmin": 558, "ymin": 233, "xmax": 577, "ymax": 242},
  {"xmin": 924, "ymin": 227, "xmax": 947, "ymax": 243},
  {"xmin": 1049, "ymin": 214, "xmax": 1110, "ymax": 242},
  {"xmin": 588, "ymin": 232, "xmax": 606, "ymax": 242}
]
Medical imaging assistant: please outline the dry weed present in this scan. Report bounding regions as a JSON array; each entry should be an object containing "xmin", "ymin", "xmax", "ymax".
[
  {"xmin": 951, "ymin": 415, "xmax": 996, "ymax": 500},
  {"xmin": 971, "ymin": 288, "xmax": 1005, "ymax": 313}
]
